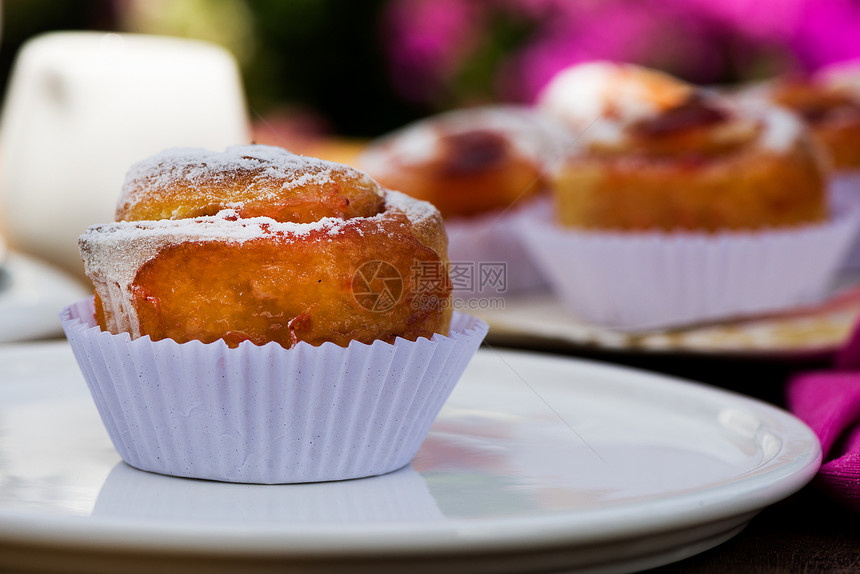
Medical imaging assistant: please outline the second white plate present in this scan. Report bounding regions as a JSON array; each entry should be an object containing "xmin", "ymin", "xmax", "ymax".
[
  {"xmin": 0, "ymin": 343, "xmax": 820, "ymax": 573},
  {"xmin": 473, "ymin": 289, "xmax": 860, "ymax": 357},
  {"xmin": 0, "ymin": 251, "xmax": 90, "ymax": 343}
]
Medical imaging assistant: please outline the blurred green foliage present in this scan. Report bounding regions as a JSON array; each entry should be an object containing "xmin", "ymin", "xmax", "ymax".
[
  {"xmin": 241, "ymin": 0, "xmax": 424, "ymax": 135},
  {"xmin": 449, "ymin": 12, "xmax": 536, "ymax": 107}
]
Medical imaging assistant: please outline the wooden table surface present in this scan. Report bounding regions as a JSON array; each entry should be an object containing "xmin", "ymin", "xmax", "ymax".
[{"xmin": 648, "ymin": 488, "xmax": 860, "ymax": 573}]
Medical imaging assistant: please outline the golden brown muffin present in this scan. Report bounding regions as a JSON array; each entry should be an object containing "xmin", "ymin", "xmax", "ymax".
[
  {"xmin": 538, "ymin": 62, "xmax": 828, "ymax": 232},
  {"xmin": 359, "ymin": 106, "xmax": 570, "ymax": 219},
  {"xmin": 765, "ymin": 68, "xmax": 860, "ymax": 170},
  {"xmin": 80, "ymin": 145, "xmax": 452, "ymax": 348}
]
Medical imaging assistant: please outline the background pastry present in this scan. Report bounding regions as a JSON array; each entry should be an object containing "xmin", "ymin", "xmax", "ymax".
[
  {"xmin": 516, "ymin": 61, "xmax": 857, "ymax": 331},
  {"xmin": 748, "ymin": 61, "xmax": 860, "ymax": 267},
  {"xmin": 763, "ymin": 62, "xmax": 860, "ymax": 171},
  {"xmin": 538, "ymin": 61, "xmax": 827, "ymax": 232},
  {"xmin": 359, "ymin": 106, "xmax": 568, "ymax": 219},
  {"xmin": 360, "ymin": 106, "xmax": 571, "ymax": 296}
]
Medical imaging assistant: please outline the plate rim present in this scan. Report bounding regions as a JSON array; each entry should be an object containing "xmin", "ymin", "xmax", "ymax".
[
  {"xmin": 473, "ymin": 289, "xmax": 860, "ymax": 359},
  {"xmin": 0, "ymin": 251, "xmax": 90, "ymax": 343}
]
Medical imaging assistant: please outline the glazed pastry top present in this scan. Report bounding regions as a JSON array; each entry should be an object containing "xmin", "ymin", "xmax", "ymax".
[
  {"xmin": 359, "ymin": 106, "xmax": 571, "ymax": 176},
  {"xmin": 358, "ymin": 106, "xmax": 573, "ymax": 218},
  {"xmin": 91, "ymin": 144, "xmax": 446, "ymax": 292},
  {"xmin": 117, "ymin": 145, "xmax": 385, "ymax": 223},
  {"xmin": 766, "ymin": 63, "xmax": 860, "ymax": 128},
  {"xmin": 537, "ymin": 61, "xmax": 804, "ymax": 158},
  {"xmin": 82, "ymin": 188, "xmax": 441, "ymax": 298}
]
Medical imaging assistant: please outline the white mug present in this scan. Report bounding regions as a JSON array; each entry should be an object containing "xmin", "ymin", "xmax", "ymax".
[{"xmin": 0, "ymin": 32, "xmax": 250, "ymax": 277}]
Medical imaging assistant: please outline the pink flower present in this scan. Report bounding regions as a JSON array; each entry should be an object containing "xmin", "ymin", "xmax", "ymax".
[
  {"xmin": 684, "ymin": 0, "xmax": 807, "ymax": 41},
  {"xmin": 790, "ymin": 0, "xmax": 860, "ymax": 70},
  {"xmin": 382, "ymin": 0, "xmax": 481, "ymax": 103},
  {"xmin": 381, "ymin": 0, "xmax": 860, "ymax": 109},
  {"xmin": 502, "ymin": 1, "xmax": 724, "ymax": 102}
]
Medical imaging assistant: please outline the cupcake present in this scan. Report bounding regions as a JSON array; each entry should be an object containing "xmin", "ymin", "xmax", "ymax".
[
  {"xmin": 359, "ymin": 106, "xmax": 572, "ymax": 297},
  {"xmin": 61, "ymin": 144, "xmax": 488, "ymax": 484},
  {"xmin": 762, "ymin": 63, "xmax": 860, "ymax": 174},
  {"xmin": 520, "ymin": 61, "xmax": 859, "ymax": 330},
  {"xmin": 750, "ymin": 62, "xmax": 860, "ymax": 265}
]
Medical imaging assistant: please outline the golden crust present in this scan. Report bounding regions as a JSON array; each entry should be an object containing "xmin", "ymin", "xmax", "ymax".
[
  {"xmin": 539, "ymin": 63, "xmax": 828, "ymax": 232},
  {"xmin": 360, "ymin": 107, "xmax": 567, "ymax": 219},
  {"xmin": 83, "ymin": 145, "xmax": 452, "ymax": 348},
  {"xmin": 370, "ymin": 140, "xmax": 545, "ymax": 218},
  {"xmin": 554, "ymin": 140, "xmax": 826, "ymax": 231},
  {"xmin": 117, "ymin": 147, "xmax": 385, "ymax": 222},
  {"xmin": 119, "ymin": 214, "xmax": 448, "ymax": 348},
  {"xmin": 770, "ymin": 80, "xmax": 860, "ymax": 170}
]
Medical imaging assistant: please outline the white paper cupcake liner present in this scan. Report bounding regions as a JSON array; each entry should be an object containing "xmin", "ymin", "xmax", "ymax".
[
  {"xmin": 829, "ymin": 170, "xmax": 860, "ymax": 269},
  {"xmin": 61, "ymin": 298, "xmax": 488, "ymax": 484},
  {"xmin": 446, "ymin": 202, "xmax": 549, "ymax": 298},
  {"xmin": 516, "ymin": 201, "xmax": 860, "ymax": 331}
]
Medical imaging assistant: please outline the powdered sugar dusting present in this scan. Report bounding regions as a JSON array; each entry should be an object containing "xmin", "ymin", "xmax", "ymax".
[
  {"xmin": 119, "ymin": 144, "xmax": 376, "ymax": 214},
  {"xmin": 81, "ymin": 189, "xmax": 441, "ymax": 335},
  {"xmin": 754, "ymin": 105, "xmax": 803, "ymax": 153},
  {"xmin": 538, "ymin": 61, "xmax": 803, "ymax": 153},
  {"xmin": 80, "ymin": 211, "xmax": 340, "ymax": 292},
  {"xmin": 724, "ymin": 97, "xmax": 803, "ymax": 153},
  {"xmin": 384, "ymin": 189, "xmax": 438, "ymax": 225},
  {"xmin": 537, "ymin": 61, "xmax": 688, "ymax": 146}
]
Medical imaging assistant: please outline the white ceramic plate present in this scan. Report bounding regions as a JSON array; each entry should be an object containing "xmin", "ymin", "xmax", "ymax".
[
  {"xmin": 474, "ymin": 285, "xmax": 860, "ymax": 358},
  {"xmin": 0, "ymin": 251, "xmax": 90, "ymax": 343},
  {"xmin": 0, "ymin": 343, "xmax": 820, "ymax": 573}
]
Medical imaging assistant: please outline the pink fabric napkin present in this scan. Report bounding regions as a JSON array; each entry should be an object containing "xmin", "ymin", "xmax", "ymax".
[{"xmin": 786, "ymin": 328, "xmax": 860, "ymax": 512}]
